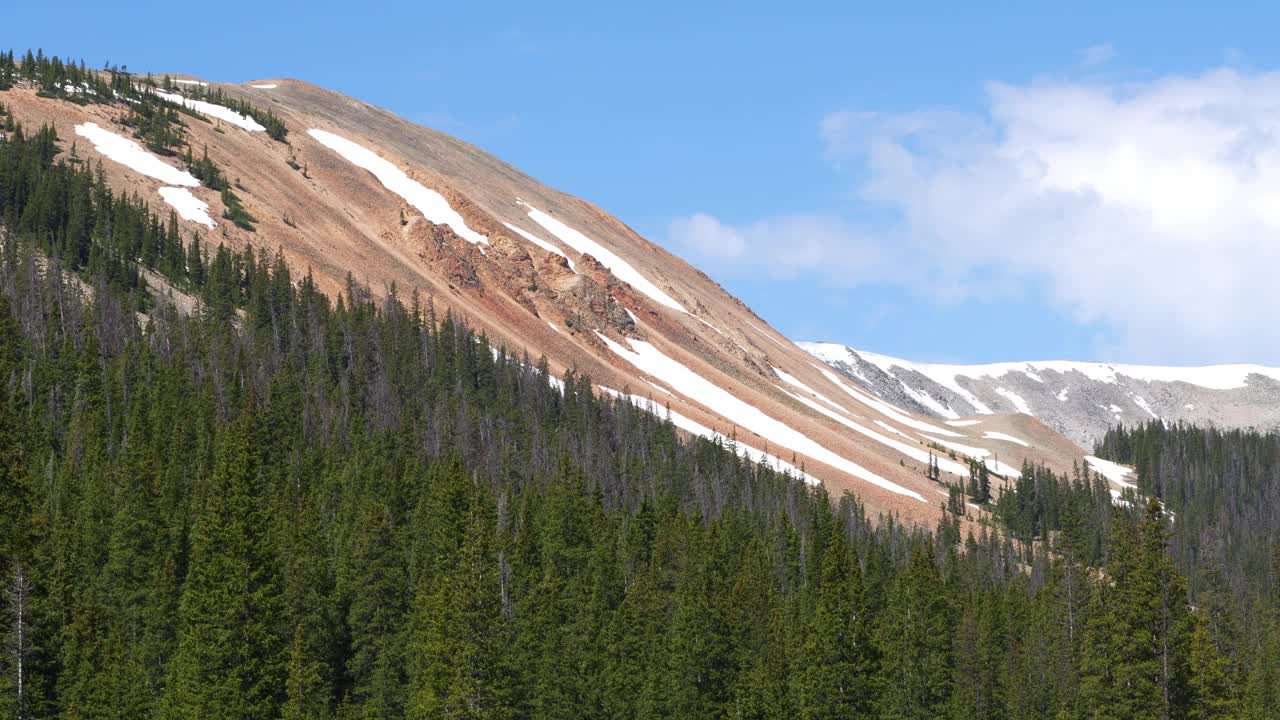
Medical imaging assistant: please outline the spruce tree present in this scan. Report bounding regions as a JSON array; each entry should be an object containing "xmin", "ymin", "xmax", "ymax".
[{"xmin": 162, "ymin": 406, "xmax": 284, "ymax": 720}]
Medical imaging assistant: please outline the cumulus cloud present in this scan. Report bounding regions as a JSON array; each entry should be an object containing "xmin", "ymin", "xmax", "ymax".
[
  {"xmin": 668, "ymin": 212, "xmax": 900, "ymax": 284},
  {"xmin": 671, "ymin": 68, "xmax": 1280, "ymax": 363}
]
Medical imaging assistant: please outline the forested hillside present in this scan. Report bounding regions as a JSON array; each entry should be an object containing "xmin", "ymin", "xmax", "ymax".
[{"xmin": 0, "ymin": 57, "xmax": 1278, "ymax": 719}]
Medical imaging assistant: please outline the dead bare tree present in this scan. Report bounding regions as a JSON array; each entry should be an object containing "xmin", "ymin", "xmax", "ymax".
[{"xmin": 4, "ymin": 564, "xmax": 32, "ymax": 720}]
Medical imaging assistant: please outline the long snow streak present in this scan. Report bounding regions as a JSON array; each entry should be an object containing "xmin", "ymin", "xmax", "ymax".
[
  {"xmin": 520, "ymin": 200, "xmax": 687, "ymax": 313},
  {"xmin": 599, "ymin": 335, "xmax": 924, "ymax": 502},
  {"xmin": 599, "ymin": 386, "xmax": 819, "ymax": 486},
  {"xmin": 158, "ymin": 187, "xmax": 215, "ymax": 228},
  {"xmin": 154, "ymin": 91, "xmax": 265, "ymax": 132},
  {"xmin": 74, "ymin": 123, "xmax": 200, "ymax": 187},
  {"xmin": 308, "ymin": 129, "xmax": 489, "ymax": 246},
  {"xmin": 502, "ymin": 222, "xmax": 575, "ymax": 270}
]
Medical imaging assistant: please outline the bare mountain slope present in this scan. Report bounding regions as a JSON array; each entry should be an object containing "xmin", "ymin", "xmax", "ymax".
[
  {"xmin": 1, "ymin": 73, "xmax": 1142, "ymax": 522},
  {"xmin": 802, "ymin": 342, "xmax": 1280, "ymax": 448}
]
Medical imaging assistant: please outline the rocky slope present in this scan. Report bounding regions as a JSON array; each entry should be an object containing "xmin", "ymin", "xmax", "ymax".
[
  {"xmin": 0, "ymin": 72, "xmax": 1142, "ymax": 523},
  {"xmin": 802, "ymin": 343, "xmax": 1280, "ymax": 448}
]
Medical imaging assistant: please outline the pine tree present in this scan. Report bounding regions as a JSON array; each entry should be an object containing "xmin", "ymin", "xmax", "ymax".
[
  {"xmin": 793, "ymin": 527, "xmax": 873, "ymax": 718},
  {"xmin": 1080, "ymin": 498, "xmax": 1192, "ymax": 720},
  {"xmin": 162, "ymin": 406, "xmax": 285, "ymax": 720},
  {"xmin": 1187, "ymin": 614, "xmax": 1238, "ymax": 720},
  {"xmin": 877, "ymin": 542, "xmax": 953, "ymax": 718},
  {"xmin": 343, "ymin": 501, "xmax": 408, "ymax": 718},
  {"xmin": 406, "ymin": 485, "xmax": 515, "ymax": 720}
]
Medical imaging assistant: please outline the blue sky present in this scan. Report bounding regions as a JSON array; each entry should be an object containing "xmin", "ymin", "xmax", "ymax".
[{"xmin": 7, "ymin": 2, "xmax": 1280, "ymax": 364}]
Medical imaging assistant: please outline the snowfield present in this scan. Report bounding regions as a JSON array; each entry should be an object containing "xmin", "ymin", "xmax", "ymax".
[
  {"xmin": 155, "ymin": 91, "xmax": 265, "ymax": 132},
  {"xmin": 503, "ymin": 222, "xmax": 575, "ymax": 270},
  {"xmin": 251, "ymin": 83, "xmax": 278, "ymax": 89},
  {"xmin": 520, "ymin": 201, "xmax": 687, "ymax": 314},
  {"xmin": 598, "ymin": 335, "xmax": 925, "ymax": 501},
  {"xmin": 158, "ymin": 187, "xmax": 215, "ymax": 228},
  {"xmin": 308, "ymin": 129, "xmax": 489, "ymax": 246},
  {"xmin": 74, "ymin": 123, "xmax": 201, "ymax": 186}
]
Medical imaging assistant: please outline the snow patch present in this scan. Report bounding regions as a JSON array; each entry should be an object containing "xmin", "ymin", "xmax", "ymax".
[
  {"xmin": 158, "ymin": 187, "xmax": 215, "ymax": 228},
  {"xmin": 1057, "ymin": 387, "xmax": 1070, "ymax": 402},
  {"xmin": 251, "ymin": 83, "xmax": 278, "ymax": 89},
  {"xmin": 598, "ymin": 335, "xmax": 924, "ymax": 501},
  {"xmin": 520, "ymin": 200, "xmax": 686, "ymax": 313},
  {"xmin": 1084, "ymin": 455, "xmax": 1137, "ymax": 489},
  {"xmin": 1132, "ymin": 395, "xmax": 1160, "ymax": 419},
  {"xmin": 74, "ymin": 123, "xmax": 200, "ymax": 186},
  {"xmin": 154, "ymin": 90, "xmax": 265, "ymax": 132},
  {"xmin": 995, "ymin": 387, "xmax": 1033, "ymax": 415},
  {"xmin": 982, "ymin": 431, "xmax": 1030, "ymax": 448},
  {"xmin": 945, "ymin": 419, "xmax": 982, "ymax": 427},
  {"xmin": 309, "ymin": 129, "xmax": 489, "ymax": 246},
  {"xmin": 174, "ymin": 79, "xmax": 207, "ymax": 86}
]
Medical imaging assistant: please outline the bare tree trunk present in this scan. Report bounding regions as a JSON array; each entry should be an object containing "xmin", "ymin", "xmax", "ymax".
[{"xmin": 5, "ymin": 564, "xmax": 32, "ymax": 720}]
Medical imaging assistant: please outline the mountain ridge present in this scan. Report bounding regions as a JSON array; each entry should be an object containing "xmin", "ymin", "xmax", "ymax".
[{"xmin": 801, "ymin": 341, "xmax": 1280, "ymax": 447}]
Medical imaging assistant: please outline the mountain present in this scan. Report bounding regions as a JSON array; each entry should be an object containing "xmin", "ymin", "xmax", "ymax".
[
  {"xmin": 802, "ymin": 342, "xmax": 1280, "ymax": 447},
  {"xmin": 0, "ymin": 68, "xmax": 1137, "ymax": 522}
]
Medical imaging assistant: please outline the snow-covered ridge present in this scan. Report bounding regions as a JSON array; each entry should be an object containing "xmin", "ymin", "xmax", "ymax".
[
  {"xmin": 308, "ymin": 129, "xmax": 489, "ymax": 246},
  {"xmin": 804, "ymin": 342, "xmax": 1280, "ymax": 392},
  {"xmin": 154, "ymin": 90, "xmax": 265, "ymax": 132},
  {"xmin": 802, "ymin": 340, "xmax": 1280, "ymax": 449},
  {"xmin": 519, "ymin": 200, "xmax": 687, "ymax": 314}
]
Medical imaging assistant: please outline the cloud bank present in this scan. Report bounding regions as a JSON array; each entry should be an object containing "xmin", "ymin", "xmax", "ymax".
[{"xmin": 670, "ymin": 68, "xmax": 1280, "ymax": 363}]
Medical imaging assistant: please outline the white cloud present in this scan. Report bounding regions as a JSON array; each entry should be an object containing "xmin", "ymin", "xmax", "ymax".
[
  {"xmin": 668, "ymin": 212, "xmax": 903, "ymax": 285},
  {"xmin": 672, "ymin": 68, "xmax": 1280, "ymax": 364}
]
